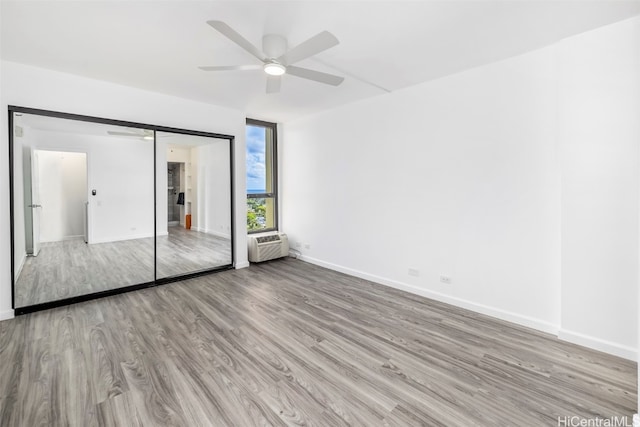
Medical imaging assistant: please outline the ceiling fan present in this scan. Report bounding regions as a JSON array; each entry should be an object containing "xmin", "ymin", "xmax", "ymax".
[{"xmin": 199, "ymin": 20, "xmax": 344, "ymax": 93}]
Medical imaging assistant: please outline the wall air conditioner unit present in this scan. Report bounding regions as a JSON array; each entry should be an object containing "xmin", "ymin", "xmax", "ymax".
[{"xmin": 248, "ymin": 233, "xmax": 290, "ymax": 263}]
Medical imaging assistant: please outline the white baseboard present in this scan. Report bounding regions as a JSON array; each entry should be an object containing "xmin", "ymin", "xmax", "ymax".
[
  {"xmin": 204, "ymin": 229, "xmax": 231, "ymax": 239},
  {"xmin": 187, "ymin": 227, "xmax": 230, "ymax": 239},
  {"xmin": 0, "ymin": 310, "xmax": 15, "ymax": 322},
  {"xmin": 558, "ymin": 329, "xmax": 637, "ymax": 361},
  {"xmin": 40, "ymin": 235, "xmax": 84, "ymax": 243},
  {"xmin": 235, "ymin": 261, "xmax": 250, "ymax": 269},
  {"xmin": 15, "ymin": 252, "xmax": 26, "ymax": 279},
  {"xmin": 90, "ymin": 232, "xmax": 154, "ymax": 244},
  {"xmin": 299, "ymin": 255, "xmax": 559, "ymax": 336}
]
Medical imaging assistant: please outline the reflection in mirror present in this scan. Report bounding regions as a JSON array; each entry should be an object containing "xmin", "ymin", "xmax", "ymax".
[
  {"xmin": 155, "ymin": 132, "xmax": 232, "ymax": 279},
  {"xmin": 12, "ymin": 113, "xmax": 155, "ymax": 308}
]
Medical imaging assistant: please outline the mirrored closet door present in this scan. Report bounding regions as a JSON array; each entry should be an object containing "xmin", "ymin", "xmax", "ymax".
[
  {"xmin": 155, "ymin": 132, "xmax": 232, "ymax": 280},
  {"xmin": 10, "ymin": 108, "xmax": 234, "ymax": 312}
]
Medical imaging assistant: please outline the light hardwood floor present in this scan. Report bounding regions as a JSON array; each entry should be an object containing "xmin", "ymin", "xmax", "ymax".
[
  {"xmin": 15, "ymin": 227, "xmax": 231, "ymax": 308},
  {"xmin": 1, "ymin": 258, "xmax": 636, "ymax": 426}
]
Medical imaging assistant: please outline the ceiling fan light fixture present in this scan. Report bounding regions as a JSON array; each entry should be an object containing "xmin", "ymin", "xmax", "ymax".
[{"xmin": 263, "ymin": 62, "xmax": 286, "ymax": 76}]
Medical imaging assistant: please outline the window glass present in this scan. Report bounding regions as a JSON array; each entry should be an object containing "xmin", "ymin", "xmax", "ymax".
[{"xmin": 246, "ymin": 120, "xmax": 277, "ymax": 232}]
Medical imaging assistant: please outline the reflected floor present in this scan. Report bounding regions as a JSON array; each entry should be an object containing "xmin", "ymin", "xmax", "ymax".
[{"xmin": 15, "ymin": 226, "xmax": 231, "ymax": 308}]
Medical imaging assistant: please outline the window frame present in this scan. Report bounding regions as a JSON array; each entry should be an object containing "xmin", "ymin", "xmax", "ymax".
[{"xmin": 246, "ymin": 118, "xmax": 278, "ymax": 234}]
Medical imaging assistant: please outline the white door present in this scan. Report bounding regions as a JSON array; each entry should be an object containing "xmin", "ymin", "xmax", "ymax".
[{"xmin": 30, "ymin": 149, "xmax": 42, "ymax": 256}]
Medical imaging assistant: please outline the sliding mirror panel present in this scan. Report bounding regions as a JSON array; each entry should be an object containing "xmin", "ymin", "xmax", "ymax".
[
  {"xmin": 12, "ymin": 112, "xmax": 155, "ymax": 309},
  {"xmin": 155, "ymin": 132, "xmax": 232, "ymax": 279}
]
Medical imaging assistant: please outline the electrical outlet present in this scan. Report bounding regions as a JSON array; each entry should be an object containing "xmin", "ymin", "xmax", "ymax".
[
  {"xmin": 408, "ymin": 268, "xmax": 420, "ymax": 277},
  {"xmin": 304, "ymin": 243, "xmax": 311, "ymax": 250},
  {"xmin": 295, "ymin": 242, "xmax": 301, "ymax": 248},
  {"xmin": 439, "ymin": 275, "xmax": 452, "ymax": 284}
]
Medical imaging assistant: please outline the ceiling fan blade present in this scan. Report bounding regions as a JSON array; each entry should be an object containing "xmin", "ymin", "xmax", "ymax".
[
  {"xmin": 107, "ymin": 131, "xmax": 143, "ymax": 137},
  {"xmin": 266, "ymin": 75, "xmax": 281, "ymax": 94},
  {"xmin": 286, "ymin": 66, "xmax": 344, "ymax": 86},
  {"xmin": 277, "ymin": 31, "xmax": 339, "ymax": 65},
  {"xmin": 199, "ymin": 65, "xmax": 263, "ymax": 72},
  {"xmin": 207, "ymin": 20, "xmax": 266, "ymax": 62}
]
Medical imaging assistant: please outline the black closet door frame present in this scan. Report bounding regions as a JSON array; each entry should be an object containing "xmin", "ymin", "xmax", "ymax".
[{"xmin": 8, "ymin": 105, "xmax": 237, "ymax": 315}]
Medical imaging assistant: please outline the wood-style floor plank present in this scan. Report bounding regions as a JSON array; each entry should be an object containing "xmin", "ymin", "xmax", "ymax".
[
  {"xmin": 96, "ymin": 391, "xmax": 143, "ymax": 427},
  {"xmin": 0, "ymin": 258, "xmax": 636, "ymax": 426}
]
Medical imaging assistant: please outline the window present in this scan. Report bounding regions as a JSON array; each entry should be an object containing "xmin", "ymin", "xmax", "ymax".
[{"xmin": 246, "ymin": 119, "xmax": 277, "ymax": 233}]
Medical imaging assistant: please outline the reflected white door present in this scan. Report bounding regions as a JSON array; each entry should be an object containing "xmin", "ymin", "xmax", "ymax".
[{"xmin": 30, "ymin": 149, "xmax": 41, "ymax": 256}]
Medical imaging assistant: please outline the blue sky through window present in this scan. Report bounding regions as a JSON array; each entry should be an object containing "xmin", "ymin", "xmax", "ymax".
[{"xmin": 246, "ymin": 125, "xmax": 266, "ymax": 193}]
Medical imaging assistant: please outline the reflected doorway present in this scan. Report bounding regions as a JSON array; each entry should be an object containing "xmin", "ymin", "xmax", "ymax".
[
  {"xmin": 30, "ymin": 150, "xmax": 88, "ymax": 248},
  {"xmin": 23, "ymin": 149, "xmax": 88, "ymax": 258},
  {"xmin": 167, "ymin": 162, "xmax": 184, "ymax": 226}
]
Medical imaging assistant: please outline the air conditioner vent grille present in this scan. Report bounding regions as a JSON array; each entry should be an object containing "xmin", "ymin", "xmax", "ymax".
[
  {"xmin": 256, "ymin": 235, "xmax": 281, "ymax": 244},
  {"xmin": 248, "ymin": 233, "xmax": 289, "ymax": 262},
  {"xmin": 258, "ymin": 242, "xmax": 284, "ymax": 260}
]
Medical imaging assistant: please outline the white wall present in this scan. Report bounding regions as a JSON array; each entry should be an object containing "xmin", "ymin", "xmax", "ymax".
[
  {"xmin": 12, "ymin": 130, "xmax": 27, "ymax": 278},
  {"xmin": 14, "ymin": 130, "xmax": 155, "ymax": 244},
  {"xmin": 0, "ymin": 11, "xmax": 10, "ymax": 321},
  {"xmin": 283, "ymin": 46, "xmax": 561, "ymax": 334},
  {"xmin": 282, "ymin": 17, "xmax": 640, "ymax": 359},
  {"xmin": 167, "ymin": 146, "xmax": 191, "ymax": 163},
  {"xmin": 36, "ymin": 150, "xmax": 86, "ymax": 242},
  {"xmin": 191, "ymin": 148, "xmax": 200, "ymax": 231},
  {"xmin": 87, "ymin": 138, "xmax": 154, "ymax": 244},
  {"xmin": 557, "ymin": 17, "xmax": 640, "ymax": 358},
  {"xmin": 156, "ymin": 144, "xmax": 168, "ymax": 235},
  {"xmin": 0, "ymin": 61, "xmax": 248, "ymax": 318},
  {"xmin": 196, "ymin": 141, "xmax": 232, "ymax": 239},
  {"xmin": 191, "ymin": 140, "xmax": 232, "ymax": 238}
]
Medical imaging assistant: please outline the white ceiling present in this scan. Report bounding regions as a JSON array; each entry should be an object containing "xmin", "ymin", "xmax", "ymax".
[{"xmin": 2, "ymin": 1, "xmax": 640, "ymax": 122}]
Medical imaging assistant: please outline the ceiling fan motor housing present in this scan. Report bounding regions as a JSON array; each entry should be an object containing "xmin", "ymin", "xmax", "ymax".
[{"xmin": 262, "ymin": 34, "xmax": 288, "ymax": 59}]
